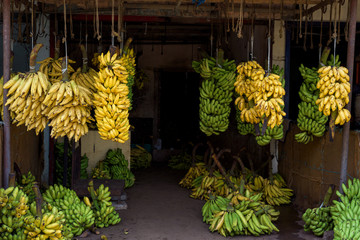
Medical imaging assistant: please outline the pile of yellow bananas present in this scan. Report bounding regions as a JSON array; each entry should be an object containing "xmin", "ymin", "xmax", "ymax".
[
  {"xmin": 316, "ymin": 66, "xmax": 351, "ymax": 125},
  {"xmin": 93, "ymin": 51, "xmax": 130, "ymax": 143},
  {"xmin": 38, "ymin": 57, "xmax": 75, "ymax": 84},
  {"xmin": 179, "ymin": 162, "xmax": 208, "ymax": 189},
  {"xmin": 4, "ymin": 44, "xmax": 51, "ymax": 135},
  {"xmin": 42, "ymin": 79, "xmax": 93, "ymax": 142},
  {"xmin": 235, "ymin": 61, "xmax": 286, "ymax": 128},
  {"xmin": 0, "ymin": 74, "xmax": 16, "ymax": 120}
]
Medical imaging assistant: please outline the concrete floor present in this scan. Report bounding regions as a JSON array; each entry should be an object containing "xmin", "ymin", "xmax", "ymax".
[{"xmin": 87, "ymin": 166, "xmax": 324, "ymax": 240}]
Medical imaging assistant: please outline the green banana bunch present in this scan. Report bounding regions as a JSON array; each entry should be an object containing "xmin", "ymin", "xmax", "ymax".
[
  {"xmin": 42, "ymin": 184, "xmax": 70, "ymax": 206},
  {"xmin": 80, "ymin": 154, "xmax": 89, "ymax": 179},
  {"xmin": 92, "ymin": 161, "xmax": 111, "ymax": 180},
  {"xmin": 331, "ymin": 178, "xmax": 360, "ymax": 239},
  {"xmin": 111, "ymin": 164, "xmax": 135, "ymax": 188},
  {"xmin": 235, "ymin": 109, "xmax": 255, "ymax": 135},
  {"xmin": 168, "ymin": 152, "xmax": 202, "ymax": 170},
  {"xmin": 296, "ymin": 64, "xmax": 328, "ymax": 144},
  {"xmin": 130, "ymin": 145, "xmax": 152, "ymax": 169},
  {"xmin": 190, "ymin": 171, "xmax": 223, "ymax": 200},
  {"xmin": 0, "ymin": 187, "xmax": 29, "ymax": 240},
  {"xmin": 18, "ymin": 171, "xmax": 36, "ymax": 204},
  {"xmin": 204, "ymin": 191, "xmax": 280, "ymax": 237},
  {"xmin": 326, "ymin": 54, "xmax": 341, "ymax": 67},
  {"xmin": 193, "ymin": 53, "xmax": 236, "ymax": 136},
  {"xmin": 303, "ymin": 207, "xmax": 333, "ymax": 236},
  {"xmin": 90, "ymin": 184, "xmax": 121, "ymax": 228},
  {"xmin": 64, "ymin": 202, "xmax": 95, "ymax": 236},
  {"xmin": 255, "ymin": 123, "xmax": 284, "ymax": 146}
]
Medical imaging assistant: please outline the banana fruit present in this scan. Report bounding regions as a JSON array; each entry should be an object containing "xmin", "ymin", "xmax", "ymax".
[
  {"xmin": 235, "ymin": 108, "xmax": 255, "ymax": 136},
  {"xmin": 120, "ymin": 43, "xmax": 136, "ymax": 110},
  {"xmin": 130, "ymin": 145, "xmax": 152, "ymax": 170},
  {"xmin": 316, "ymin": 64, "xmax": 351, "ymax": 124},
  {"xmin": 179, "ymin": 162, "xmax": 208, "ymax": 189},
  {"xmin": 18, "ymin": 171, "xmax": 36, "ymax": 204},
  {"xmin": 193, "ymin": 53, "xmax": 236, "ymax": 136},
  {"xmin": 38, "ymin": 57, "xmax": 75, "ymax": 84},
  {"xmin": 4, "ymin": 44, "xmax": 51, "ymax": 135},
  {"xmin": 93, "ymin": 51, "xmax": 130, "ymax": 143}
]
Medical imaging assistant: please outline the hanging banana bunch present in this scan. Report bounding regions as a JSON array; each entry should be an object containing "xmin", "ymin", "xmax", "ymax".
[
  {"xmin": 38, "ymin": 57, "xmax": 76, "ymax": 84},
  {"xmin": 42, "ymin": 58, "xmax": 93, "ymax": 142},
  {"xmin": 70, "ymin": 44, "xmax": 97, "ymax": 93},
  {"xmin": 4, "ymin": 44, "xmax": 51, "ymax": 135},
  {"xmin": 120, "ymin": 38, "xmax": 136, "ymax": 110},
  {"xmin": 93, "ymin": 49, "xmax": 130, "ymax": 143}
]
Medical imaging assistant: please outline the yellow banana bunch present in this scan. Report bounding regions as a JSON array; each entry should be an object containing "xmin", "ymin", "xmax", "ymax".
[
  {"xmin": 70, "ymin": 67, "xmax": 98, "ymax": 93},
  {"xmin": 315, "ymin": 66, "xmax": 351, "ymax": 125},
  {"xmin": 179, "ymin": 162, "xmax": 208, "ymax": 189},
  {"xmin": 263, "ymin": 179, "xmax": 293, "ymax": 206},
  {"xmin": 234, "ymin": 61, "xmax": 265, "ymax": 124},
  {"xmin": 42, "ymin": 79, "xmax": 93, "ymax": 142},
  {"xmin": 38, "ymin": 57, "xmax": 75, "ymax": 84},
  {"xmin": 4, "ymin": 44, "xmax": 51, "ymax": 135},
  {"xmin": 93, "ymin": 51, "xmax": 130, "ymax": 143},
  {"xmin": 91, "ymin": 52, "xmax": 101, "ymax": 69},
  {"xmin": 0, "ymin": 74, "xmax": 17, "ymax": 120},
  {"xmin": 120, "ymin": 48, "xmax": 136, "ymax": 110}
]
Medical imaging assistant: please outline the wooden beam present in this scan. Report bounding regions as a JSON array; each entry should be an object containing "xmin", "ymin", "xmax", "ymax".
[{"xmin": 299, "ymin": 0, "xmax": 335, "ymax": 18}]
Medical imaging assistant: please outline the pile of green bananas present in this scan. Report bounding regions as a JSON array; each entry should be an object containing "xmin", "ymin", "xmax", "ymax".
[
  {"xmin": 295, "ymin": 64, "xmax": 327, "ymax": 144},
  {"xmin": 255, "ymin": 123, "xmax": 284, "ymax": 146},
  {"xmin": 168, "ymin": 152, "xmax": 196, "ymax": 170},
  {"xmin": 92, "ymin": 161, "xmax": 111, "ymax": 180},
  {"xmin": 193, "ymin": 53, "xmax": 236, "ymax": 136},
  {"xmin": 202, "ymin": 192, "xmax": 280, "ymax": 237},
  {"xmin": 303, "ymin": 207, "xmax": 333, "ymax": 236},
  {"xmin": 0, "ymin": 187, "xmax": 29, "ymax": 240},
  {"xmin": 64, "ymin": 202, "xmax": 94, "ymax": 236},
  {"xmin": 331, "ymin": 178, "xmax": 360, "ymax": 239},
  {"xmin": 90, "ymin": 184, "xmax": 122, "ymax": 228},
  {"xmin": 18, "ymin": 171, "xmax": 36, "ymax": 204},
  {"xmin": 235, "ymin": 109, "xmax": 255, "ymax": 135},
  {"xmin": 42, "ymin": 184, "xmax": 71, "ymax": 206},
  {"xmin": 190, "ymin": 171, "xmax": 223, "ymax": 200},
  {"xmin": 179, "ymin": 162, "xmax": 208, "ymax": 189},
  {"xmin": 106, "ymin": 148, "xmax": 135, "ymax": 188},
  {"xmin": 130, "ymin": 145, "xmax": 152, "ymax": 170}
]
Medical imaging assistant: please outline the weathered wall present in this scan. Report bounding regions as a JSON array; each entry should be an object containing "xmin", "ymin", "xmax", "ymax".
[{"xmin": 278, "ymin": 122, "xmax": 360, "ymax": 210}]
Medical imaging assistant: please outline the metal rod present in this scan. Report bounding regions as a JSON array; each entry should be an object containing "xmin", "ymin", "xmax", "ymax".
[
  {"xmin": 2, "ymin": 0, "xmax": 11, "ymax": 188},
  {"xmin": 339, "ymin": 0, "xmax": 357, "ymax": 193}
]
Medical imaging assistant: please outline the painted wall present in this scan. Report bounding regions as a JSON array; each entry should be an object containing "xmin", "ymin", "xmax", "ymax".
[{"xmin": 278, "ymin": 123, "xmax": 360, "ymax": 210}]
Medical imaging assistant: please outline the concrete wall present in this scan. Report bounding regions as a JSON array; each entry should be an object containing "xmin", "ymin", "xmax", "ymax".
[{"xmin": 278, "ymin": 123, "xmax": 360, "ymax": 210}]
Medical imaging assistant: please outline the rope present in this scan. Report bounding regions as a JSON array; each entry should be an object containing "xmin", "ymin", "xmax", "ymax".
[
  {"xmin": 31, "ymin": 0, "xmax": 34, "ymax": 49},
  {"xmin": 310, "ymin": 13, "xmax": 313, "ymax": 49},
  {"xmin": 268, "ymin": 0, "xmax": 271, "ymax": 38},
  {"xmin": 118, "ymin": 0, "xmax": 123, "ymax": 42},
  {"xmin": 345, "ymin": 0, "xmax": 350, "ymax": 41},
  {"xmin": 279, "ymin": 0, "xmax": 284, "ymax": 38},
  {"xmin": 236, "ymin": 0, "xmax": 244, "ymax": 38},
  {"xmin": 231, "ymin": 0, "xmax": 235, "ymax": 31},
  {"xmin": 85, "ymin": 1, "xmax": 88, "ymax": 51},
  {"xmin": 250, "ymin": 5, "xmax": 254, "ymax": 60},
  {"xmin": 319, "ymin": 6, "xmax": 324, "ymax": 47},
  {"xmin": 299, "ymin": 1, "xmax": 302, "ymax": 38},
  {"xmin": 95, "ymin": 0, "xmax": 101, "ymax": 40},
  {"xmin": 225, "ymin": 0, "xmax": 230, "ymax": 32},
  {"xmin": 337, "ymin": 0, "xmax": 341, "ymax": 44},
  {"xmin": 327, "ymin": 2, "xmax": 333, "ymax": 46},
  {"xmin": 70, "ymin": 3, "xmax": 74, "ymax": 39},
  {"xmin": 267, "ymin": 0, "xmax": 271, "ymax": 73},
  {"xmin": 63, "ymin": 0, "xmax": 68, "ymax": 73},
  {"xmin": 303, "ymin": 0, "xmax": 308, "ymax": 51}
]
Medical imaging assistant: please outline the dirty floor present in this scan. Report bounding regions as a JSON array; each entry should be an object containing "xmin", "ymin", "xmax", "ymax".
[{"xmin": 87, "ymin": 166, "xmax": 324, "ymax": 240}]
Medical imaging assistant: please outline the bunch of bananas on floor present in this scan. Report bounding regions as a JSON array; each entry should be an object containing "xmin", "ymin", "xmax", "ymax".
[
  {"xmin": 18, "ymin": 171, "xmax": 36, "ymax": 204},
  {"xmin": 190, "ymin": 171, "xmax": 223, "ymax": 200},
  {"xmin": 70, "ymin": 58, "xmax": 97, "ymax": 93},
  {"xmin": 316, "ymin": 65, "xmax": 351, "ymax": 124},
  {"xmin": 4, "ymin": 44, "xmax": 51, "ymax": 135},
  {"xmin": 121, "ymin": 42, "xmax": 136, "ymax": 110},
  {"xmin": 331, "ymin": 178, "xmax": 360, "ymax": 239},
  {"xmin": 235, "ymin": 109, "xmax": 255, "ymax": 135},
  {"xmin": 130, "ymin": 145, "xmax": 152, "ymax": 170},
  {"xmin": 255, "ymin": 123, "xmax": 284, "ymax": 146},
  {"xmin": 90, "ymin": 184, "xmax": 122, "ymax": 228},
  {"xmin": 179, "ymin": 162, "xmax": 208, "ymax": 189},
  {"xmin": 0, "ymin": 187, "xmax": 29, "ymax": 240},
  {"xmin": 303, "ymin": 207, "xmax": 333, "ymax": 236},
  {"xmin": 106, "ymin": 148, "xmax": 135, "ymax": 188},
  {"xmin": 25, "ymin": 202, "xmax": 66, "ymax": 240},
  {"xmin": 193, "ymin": 54, "xmax": 236, "ymax": 136},
  {"xmin": 93, "ymin": 51, "xmax": 130, "ymax": 143},
  {"xmin": 203, "ymin": 193, "xmax": 280, "ymax": 237},
  {"xmin": 38, "ymin": 57, "xmax": 75, "ymax": 84},
  {"xmin": 42, "ymin": 77, "xmax": 93, "ymax": 142},
  {"xmin": 263, "ymin": 178, "xmax": 293, "ymax": 206},
  {"xmin": 42, "ymin": 184, "xmax": 70, "ymax": 205},
  {"xmin": 92, "ymin": 161, "xmax": 111, "ymax": 180}
]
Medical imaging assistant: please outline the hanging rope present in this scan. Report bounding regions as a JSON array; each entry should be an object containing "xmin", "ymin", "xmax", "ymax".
[
  {"xmin": 279, "ymin": 0, "xmax": 284, "ymax": 38},
  {"xmin": 117, "ymin": 0, "xmax": 124, "ymax": 42},
  {"xmin": 63, "ymin": 0, "xmax": 68, "ymax": 74},
  {"xmin": 267, "ymin": 0, "xmax": 272, "ymax": 73},
  {"xmin": 231, "ymin": 0, "xmax": 235, "ymax": 31},
  {"xmin": 236, "ymin": 0, "xmax": 244, "ymax": 38},
  {"xmin": 319, "ymin": 5, "xmax": 324, "ymax": 47},
  {"xmin": 327, "ymin": 2, "xmax": 333, "ymax": 46},
  {"xmin": 70, "ymin": 3, "xmax": 74, "ymax": 39},
  {"xmin": 310, "ymin": 13, "xmax": 314, "ymax": 49},
  {"xmin": 332, "ymin": 1, "xmax": 337, "ymax": 66},
  {"xmin": 250, "ymin": 7, "xmax": 255, "ymax": 60},
  {"xmin": 299, "ymin": 1, "xmax": 302, "ymax": 38},
  {"xmin": 344, "ymin": 0, "xmax": 350, "ymax": 41},
  {"xmin": 337, "ymin": 0, "xmax": 341, "ymax": 44},
  {"xmin": 85, "ymin": 0, "xmax": 88, "ymax": 51},
  {"xmin": 30, "ymin": 0, "xmax": 34, "ymax": 49},
  {"xmin": 95, "ymin": 0, "xmax": 101, "ymax": 40},
  {"xmin": 303, "ymin": 0, "xmax": 308, "ymax": 51}
]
